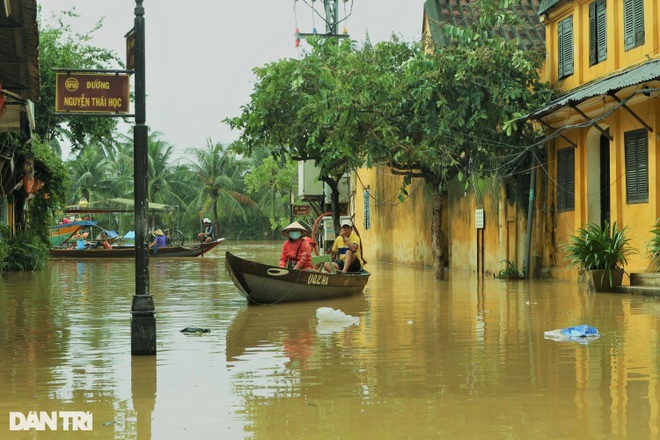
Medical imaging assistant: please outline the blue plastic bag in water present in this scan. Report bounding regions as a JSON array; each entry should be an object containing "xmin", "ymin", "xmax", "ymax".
[{"xmin": 559, "ymin": 324, "xmax": 599, "ymax": 338}]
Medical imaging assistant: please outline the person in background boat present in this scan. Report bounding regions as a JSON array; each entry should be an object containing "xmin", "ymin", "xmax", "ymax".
[
  {"xmin": 325, "ymin": 219, "xmax": 362, "ymax": 273},
  {"xmin": 75, "ymin": 233, "xmax": 86, "ymax": 250},
  {"xmin": 150, "ymin": 229, "xmax": 168, "ymax": 249},
  {"xmin": 279, "ymin": 221, "xmax": 313, "ymax": 271},
  {"xmin": 198, "ymin": 218, "xmax": 214, "ymax": 243}
]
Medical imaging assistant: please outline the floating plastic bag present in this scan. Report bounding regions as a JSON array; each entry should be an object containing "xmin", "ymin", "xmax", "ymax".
[
  {"xmin": 544, "ymin": 324, "xmax": 600, "ymax": 343},
  {"xmin": 316, "ymin": 307, "xmax": 359, "ymax": 324},
  {"xmin": 316, "ymin": 307, "xmax": 360, "ymax": 335}
]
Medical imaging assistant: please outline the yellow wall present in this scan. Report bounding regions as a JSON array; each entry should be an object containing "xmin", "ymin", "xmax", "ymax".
[
  {"xmin": 352, "ymin": 166, "xmax": 436, "ymax": 267},
  {"xmin": 352, "ymin": 167, "xmax": 535, "ymax": 276},
  {"xmin": 542, "ymin": 0, "xmax": 660, "ymax": 278},
  {"xmin": 353, "ymin": 1, "xmax": 660, "ymax": 278}
]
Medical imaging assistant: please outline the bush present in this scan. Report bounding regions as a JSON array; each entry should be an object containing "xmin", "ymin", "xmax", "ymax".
[
  {"xmin": 562, "ymin": 221, "xmax": 636, "ymax": 271},
  {"xmin": 647, "ymin": 219, "xmax": 660, "ymax": 272},
  {"xmin": 0, "ymin": 225, "xmax": 9, "ymax": 274},
  {"xmin": 2, "ymin": 229, "xmax": 50, "ymax": 272},
  {"xmin": 497, "ymin": 259, "xmax": 524, "ymax": 279},
  {"xmin": 562, "ymin": 221, "xmax": 637, "ymax": 288}
]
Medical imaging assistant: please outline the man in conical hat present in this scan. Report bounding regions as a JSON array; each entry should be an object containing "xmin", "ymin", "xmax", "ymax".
[{"xmin": 278, "ymin": 221, "xmax": 312, "ymax": 270}]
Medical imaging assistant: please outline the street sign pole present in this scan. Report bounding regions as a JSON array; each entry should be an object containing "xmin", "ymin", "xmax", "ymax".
[{"xmin": 130, "ymin": 0, "xmax": 156, "ymax": 356}]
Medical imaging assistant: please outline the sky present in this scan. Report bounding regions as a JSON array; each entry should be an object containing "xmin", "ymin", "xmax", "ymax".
[{"xmin": 39, "ymin": 0, "xmax": 424, "ymax": 160}]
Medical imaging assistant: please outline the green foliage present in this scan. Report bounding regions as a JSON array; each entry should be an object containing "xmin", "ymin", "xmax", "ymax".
[
  {"xmin": 0, "ymin": 225, "xmax": 9, "ymax": 273},
  {"xmin": 562, "ymin": 221, "xmax": 637, "ymax": 284},
  {"xmin": 646, "ymin": 219, "xmax": 660, "ymax": 272},
  {"xmin": 226, "ymin": 0, "xmax": 552, "ymax": 278},
  {"xmin": 244, "ymin": 156, "xmax": 297, "ymax": 234},
  {"xmin": 225, "ymin": 36, "xmax": 377, "ymax": 225},
  {"xmin": 37, "ymin": 7, "xmax": 125, "ymax": 152},
  {"xmin": 497, "ymin": 260, "xmax": 524, "ymax": 279},
  {"xmin": 33, "ymin": 138, "xmax": 70, "ymax": 206},
  {"xmin": 1, "ymin": 228, "xmax": 50, "ymax": 272}
]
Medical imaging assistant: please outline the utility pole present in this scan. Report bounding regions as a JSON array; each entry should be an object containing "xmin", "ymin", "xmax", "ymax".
[
  {"xmin": 295, "ymin": 0, "xmax": 349, "ymax": 41},
  {"xmin": 131, "ymin": 0, "xmax": 156, "ymax": 356},
  {"xmin": 323, "ymin": 0, "xmax": 339, "ymax": 35}
]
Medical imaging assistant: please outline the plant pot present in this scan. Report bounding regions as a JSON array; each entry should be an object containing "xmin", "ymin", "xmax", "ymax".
[{"xmin": 579, "ymin": 268, "xmax": 624, "ymax": 293}]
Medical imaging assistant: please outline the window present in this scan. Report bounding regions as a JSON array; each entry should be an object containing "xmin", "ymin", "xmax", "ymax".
[
  {"xmin": 558, "ymin": 16, "xmax": 574, "ymax": 79},
  {"xmin": 624, "ymin": 0, "xmax": 644, "ymax": 51},
  {"xmin": 557, "ymin": 147, "xmax": 575, "ymax": 212},
  {"xmin": 589, "ymin": 0, "xmax": 607, "ymax": 66},
  {"xmin": 625, "ymin": 129, "xmax": 648, "ymax": 203}
]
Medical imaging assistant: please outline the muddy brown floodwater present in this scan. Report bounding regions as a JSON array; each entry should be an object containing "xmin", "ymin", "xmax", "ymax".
[{"xmin": 0, "ymin": 241, "xmax": 658, "ymax": 439}]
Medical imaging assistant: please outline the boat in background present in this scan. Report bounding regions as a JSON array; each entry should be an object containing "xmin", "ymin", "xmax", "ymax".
[
  {"xmin": 51, "ymin": 220, "xmax": 98, "ymax": 247},
  {"xmin": 225, "ymin": 251, "xmax": 370, "ymax": 304},
  {"xmin": 50, "ymin": 238, "xmax": 225, "ymax": 259}
]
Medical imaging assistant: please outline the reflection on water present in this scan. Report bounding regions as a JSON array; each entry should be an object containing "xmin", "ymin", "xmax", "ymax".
[{"xmin": 0, "ymin": 242, "xmax": 658, "ymax": 439}]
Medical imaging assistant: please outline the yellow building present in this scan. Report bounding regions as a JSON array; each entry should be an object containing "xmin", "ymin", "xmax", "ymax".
[
  {"xmin": 352, "ymin": 0, "xmax": 660, "ymax": 279},
  {"xmin": 529, "ymin": 0, "xmax": 660, "ymax": 278}
]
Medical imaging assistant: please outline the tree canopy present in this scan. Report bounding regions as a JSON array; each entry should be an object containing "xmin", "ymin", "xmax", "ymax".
[
  {"xmin": 226, "ymin": 0, "xmax": 552, "ymax": 278},
  {"xmin": 36, "ymin": 8, "xmax": 126, "ymax": 152}
]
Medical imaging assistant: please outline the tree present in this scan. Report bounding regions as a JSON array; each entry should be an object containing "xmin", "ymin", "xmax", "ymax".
[
  {"xmin": 226, "ymin": 0, "xmax": 551, "ymax": 279},
  {"xmin": 244, "ymin": 155, "xmax": 297, "ymax": 238},
  {"xmin": 226, "ymin": 37, "xmax": 375, "ymax": 232},
  {"xmin": 37, "ymin": 8, "xmax": 125, "ymax": 152},
  {"xmin": 67, "ymin": 144, "xmax": 113, "ymax": 205},
  {"xmin": 359, "ymin": 1, "xmax": 551, "ymax": 279},
  {"xmin": 186, "ymin": 140, "xmax": 256, "ymax": 236}
]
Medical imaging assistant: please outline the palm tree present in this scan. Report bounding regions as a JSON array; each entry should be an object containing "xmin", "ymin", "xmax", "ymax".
[
  {"xmin": 146, "ymin": 131, "xmax": 192, "ymax": 210},
  {"xmin": 186, "ymin": 139, "xmax": 255, "ymax": 235},
  {"xmin": 67, "ymin": 145, "xmax": 113, "ymax": 205},
  {"xmin": 244, "ymin": 155, "xmax": 297, "ymax": 237}
]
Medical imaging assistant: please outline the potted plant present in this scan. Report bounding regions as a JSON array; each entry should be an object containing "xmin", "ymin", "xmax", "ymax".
[
  {"xmin": 647, "ymin": 219, "xmax": 660, "ymax": 272},
  {"xmin": 561, "ymin": 221, "xmax": 636, "ymax": 292}
]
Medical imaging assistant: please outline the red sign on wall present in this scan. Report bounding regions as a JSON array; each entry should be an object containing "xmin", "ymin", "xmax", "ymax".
[{"xmin": 55, "ymin": 73, "xmax": 130, "ymax": 113}]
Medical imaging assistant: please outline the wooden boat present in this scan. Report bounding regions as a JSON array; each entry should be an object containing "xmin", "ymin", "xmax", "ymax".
[
  {"xmin": 50, "ymin": 238, "xmax": 224, "ymax": 259},
  {"xmin": 224, "ymin": 251, "xmax": 370, "ymax": 304},
  {"xmin": 51, "ymin": 220, "xmax": 97, "ymax": 247}
]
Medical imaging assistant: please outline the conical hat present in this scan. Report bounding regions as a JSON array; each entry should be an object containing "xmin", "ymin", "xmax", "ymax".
[{"xmin": 281, "ymin": 221, "xmax": 308, "ymax": 238}]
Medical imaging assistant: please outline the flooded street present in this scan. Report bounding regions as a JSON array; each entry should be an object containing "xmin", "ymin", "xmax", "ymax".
[{"xmin": 1, "ymin": 241, "xmax": 658, "ymax": 439}]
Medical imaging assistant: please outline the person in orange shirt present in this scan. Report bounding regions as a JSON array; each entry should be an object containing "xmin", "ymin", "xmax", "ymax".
[{"xmin": 279, "ymin": 221, "xmax": 312, "ymax": 270}]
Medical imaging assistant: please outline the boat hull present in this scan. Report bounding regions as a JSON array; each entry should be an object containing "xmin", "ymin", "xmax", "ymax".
[
  {"xmin": 50, "ymin": 238, "xmax": 224, "ymax": 259},
  {"xmin": 225, "ymin": 251, "xmax": 370, "ymax": 304}
]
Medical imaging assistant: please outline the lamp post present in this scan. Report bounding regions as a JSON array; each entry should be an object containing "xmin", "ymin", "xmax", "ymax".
[{"xmin": 131, "ymin": 0, "xmax": 156, "ymax": 356}]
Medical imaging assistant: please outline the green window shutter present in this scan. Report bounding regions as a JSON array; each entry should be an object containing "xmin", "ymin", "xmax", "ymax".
[
  {"xmin": 557, "ymin": 148, "xmax": 575, "ymax": 211},
  {"xmin": 624, "ymin": 0, "xmax": 644, "ymax": 51},
  {"xmin": 596, "ymin": 0, "xmax": 607, "ymax": 62},
  {"xmin": 558, "ymin": 16, "xmax": 574, "ymax": 78},
  {"xmin": 633, "ymin": 0, "xmax": 644, "ymax": 47},
  {"xmin": 625, "ymin": 135, "xmax": 638, "ymax": 200},
  {"xmin": 636, "ymin": 135, "xmax": 648, "ymax": 201},
  {"xmin": 589, "ymin": 3, "xmax": 596, "ymax": 66},
  {"xmin": 625, "ymin": 129, "xmax": 648, "ymax": 203}
]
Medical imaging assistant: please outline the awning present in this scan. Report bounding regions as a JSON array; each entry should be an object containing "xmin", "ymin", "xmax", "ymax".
[
  {"xmin": 64, "ymin": 198, "xmax": 178, "ymax": 213},
  {"xmin": 524, "ymin": 59, "xmax": 660, "ymax": 121}
]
